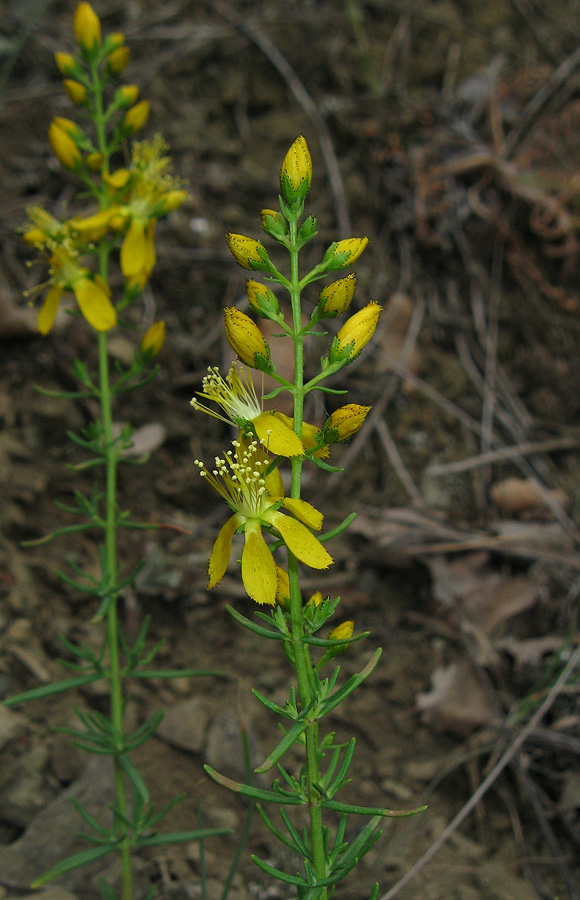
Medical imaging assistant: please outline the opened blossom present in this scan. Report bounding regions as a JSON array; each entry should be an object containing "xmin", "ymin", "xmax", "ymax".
[
  {"xmin": 191, "ymin": 363, "xmax": 303, "ymax": 458},
  {"xmin": 195, "ymin": 438, "xmax": 333, "ymax": 606}
]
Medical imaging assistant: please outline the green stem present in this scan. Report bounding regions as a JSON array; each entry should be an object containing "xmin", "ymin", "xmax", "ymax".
[
  {"xmin": 98, "ymin": 331, "xmax": 133, "ymax": 900},
  {"xmin": 287, "ymin": 210, "xmax": 327, "ymax": 897},
  {"xmin": 92, "ymin": 64, "xmax": 133, "ymax": 900}
]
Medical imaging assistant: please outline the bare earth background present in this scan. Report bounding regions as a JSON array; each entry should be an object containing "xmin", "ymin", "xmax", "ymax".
[{"xmin": 1, "ymin": 1, "xmax": 580, "ymax": 899}]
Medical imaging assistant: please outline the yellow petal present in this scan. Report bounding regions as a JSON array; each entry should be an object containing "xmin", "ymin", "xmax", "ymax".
[
  {"xmin": 241, "ymin": 522, "xmax": 277, "ymax": 605},
  {"xmin": 253, "ymin": 411, "xmax": 304, "ymax": 457},
  {"xmin": 72, "ymin": 277, "xmax": 117, "ymax": 331},
  {"xmin": 120, "ymin": 219, "xmax": 147, "ymax": 277},
  {"xmin": 266, "ymin": 511, "xmax": 333, "ymax": 570},
  {"xmin": 281, "ymin": 498, "xmax": 324, "ymax": 530},
  {"xmin": 208, "ymin": 514, "xmax": 240, "ymax": 589},
  {"xmin": 264, "ymin": 463, "xmax": 284, "ymax": 497},
  {"xmin": 37, "ymin": 285, "xmax": 63, "ymax": 335}
]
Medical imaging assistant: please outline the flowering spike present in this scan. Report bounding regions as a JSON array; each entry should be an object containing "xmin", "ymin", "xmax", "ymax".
[
  {"xmin": 224, "ymin": 308, "xmax": 272, "ymax": 371},
  {"xmin": 226, "ymin": 233, "xmax": 270, "ymax": 271},
  {"xmin": 329, "ymin": 302, "xmax": 381, "ymax": 363},
  {"xmin": 280, "ymin": 135, "xmax": 312, "ymax": 205}
]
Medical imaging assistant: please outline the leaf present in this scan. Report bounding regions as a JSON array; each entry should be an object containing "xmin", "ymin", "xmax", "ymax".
[
  {"xmin": 254, "ymin": 717, "xmax": 310, "ymax": 773},
  {"xmin": 31, "ymin": 844, "xmax": 113, "ymax": 886},
  {"xmin": 4, "ymin": 673, "xmax": 103, "ymax": 705},
  {"xmin": 204, "ymin": 765, "xmax": 305, "ymax": 805},
  {"xmin": 137, "ymin": 828, "xmax": 231, "ymax": 847}
]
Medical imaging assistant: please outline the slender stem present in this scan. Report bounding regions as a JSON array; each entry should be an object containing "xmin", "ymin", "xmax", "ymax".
[
  {"xmin": 98, "ymin": 331, "xmax": 133, "ymax": 900},
  {"xmin": 92, "ymin": 61, "xmax": 134, "ymax": 900},
  {"xmin": 287, "ymin": 210, "xmax": 327, "ymax": 896}
]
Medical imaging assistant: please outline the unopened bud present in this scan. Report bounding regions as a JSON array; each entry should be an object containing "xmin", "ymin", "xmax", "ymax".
[
  {"xmin": 323, "ymin": 237, "xmax": 368, "ymax": 271},
  {"xmin": 280, "ymin": 135, "xmax": 312, "ymax": 205},
  {"xmin": 246, "ymin": 280, "xmax": 279, "ymax": 317},
  {"xmin": 48, "ymin": 120, "xmax": 82, "ymax": 169},
  {"xmin": 141, "ymin": 321, "xmax": 166, "ymax": 358},
  {"xmin": 224, "ymin": 307, "xmax": 271, "ymax": 371},
  {"xmin": 73, "ymin": 2, "xmax": 101, "ymax": 52},
  {"xmin": 329, "ymin": 302, "xmax": 381, "ymax": 363},
  {"xmin": 107, "ymin": 44, "xmax": 130, "ymax": 74},
  {"xmin": 323, "ymin": 403, "xmax": 371, "ymax": 442},
  {"xmin": 121, "ymin": 99, "xmax": 150, "ymax": 134},
  {"xmin": 63, "ymin": 79, "xmax": 88, "ymax": 106},
  {"xmin": 317, "ymin": 274, "xmax": 357, "ymax": 318},
  {"xmin": 226, "ymin": 233, "xmax": 270, "ymax": 271}
]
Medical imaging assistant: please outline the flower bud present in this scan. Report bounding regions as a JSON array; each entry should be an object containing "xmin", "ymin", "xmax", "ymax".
[
  {"xmin": 260, "ymin": 208, "xmax": 287, "ymax": 239},
  {"xmin": 48, "ymin": 120, "xmax": 82, "ymax": 169},
  {"xmin": 158, "ymin": 190, "xmax": 188, "ymax": 214},
  {"xmin": 226, "ymin": 233, "xmax": 270, "ymax": 271},
  {"xmin": 224, "ymin": 307, "xmax": 271, "ymax": 370},
  {"xmin": 246, "ymin": 280, "xmax": 279, "ymax": 317},
  {"xmin": 329, "ymin": 302, "xmax": 381, "ymax": 363},
  {"xmin": 280, "ymin": 135, "xmax": 312, "ymax": 205},
  {"xmin": 68, "ymin": 209, "xmax": 113, "ymax": 243},
  {"xmin": 121, "ymin": 99, "xmax": 150, "ymax": 134},
  {"xmin": 73, "ymin": 2, "xmax": 101, "ymax": 52},
  {"xmin": 141, "ymin": 321, "xmax": 166, "ymax": 358},
  {"xmin": 86, "ymin": 152, "xmax": 104, "ymax": 171},
  {"xmin": 115, "ymin": 84, "xmax": 139, "ymax": 108},
  {"xmin": 323, "ymin": 403, "xmax": 371, "ymax": 442},
  {"xmin": 55, "ymin": 52, "xmax": 76, "ymax": 76},
  {"xmin": 63, "ymin": 79, "xmax": 88, "ymax": 106},
  {"xmin": 317, "ymin": 274, "xmax": 357, "ymax": 318},
  {"xmin": 329, "ymin": 620, "xmax": 354, "ymax": 642},
  {"xmin": 107, "ymin": 44, "xmax": 130, "ymax": 74},
  {"xmin": 307, "ymin": 591, "xmax": 323, "ymax": 607},
  {"xmin": 323, "ymin": 237, "xmax": 368, "ymax": 271},
  {"xmin": 104, "ymin": 168, "xmax": 131, "ymax": 190}
]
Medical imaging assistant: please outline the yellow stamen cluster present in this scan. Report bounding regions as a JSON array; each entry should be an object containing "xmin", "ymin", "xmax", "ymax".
[{"xmin": 194, "ymin": 439, "xmax": 272, "ymax": 521}]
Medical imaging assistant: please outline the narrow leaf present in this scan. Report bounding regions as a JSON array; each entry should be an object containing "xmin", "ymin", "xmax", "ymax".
[
  {"xmin": 4, "ymin": 673, "xmax": 102, "ymax": 705},
  {"xmin": 204, "ymin": 765, "xmax": 304, "ymax": 805},
  {"xmin": 31, "ymin": 844, "xmax": 113, "ymax": 886}
]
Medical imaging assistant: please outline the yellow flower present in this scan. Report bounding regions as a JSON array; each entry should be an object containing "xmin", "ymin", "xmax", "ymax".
[
  {"xmin": 68, "ymin": 209, "xmax": 118, "ymax": 243},
  {"xmin": 112, "ymin": 137, "xmax": 185, "ymax": 287},
  {"xmin": 107, "ymin": 44, "xmax": 130, "ymax": 74},
  {"xmin": 226, "ymin": 233, "xmax": 270, "ymax": 271},
  {"xmin": 317, "ymin": 274, "xmax": 357, "ymax": 318},
  {"xmin": 323, "ymin": 403, "xmax": 371, "ymax": 442},
  {"xmin": 122, "ymin": 100, "xmax": 150, "ymax": 135},
  {"xmin": 141, "ymin": 321, "xmax": 165, "ymax": 358},
  {"xmin": 330, "ymin": 301, "xmax": 381, "ymax": 362},
  {"xmin": 191, "ymin": 363, "xmax": 303, "ymax": 457},
  {"xmin": 23, "ymin": 206, "xmax": 69, "ymax": 248},
  {"xmin": 48, "ymin": 119, "xmax": 81, "ymax": 170},
  {"xmin": 329, "ymin": 620, "xmax": 354, "ymax": 641},
  {"xmin": 224, "ymin": 307, "xmax": 271, "ymax": 370},
  {"xmin": 63, "ymin": 79, "xmax": 88, "ymax": 106},
  {"xmin": 73, "ymin": 2, "xmax": 101, "ymax": 52},
  {"xmin": 36, "ymin": 247, "xmax": 116, "ymax": 335},
  {"xmin": 324, "ymin": 237, "xmax": 368, "ymax": 270},
  {"xmin": 195, "ymin": 439, "xmax": 332, "ymax": 606},
  {"xmin": 280, "ymin": 135, "xmax": 312, "ymax": 204}
]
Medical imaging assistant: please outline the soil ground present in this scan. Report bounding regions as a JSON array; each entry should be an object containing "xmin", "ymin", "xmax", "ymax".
[{"xmin": 1, "ymin": 2, "xmax": 580, "ymax": 899}]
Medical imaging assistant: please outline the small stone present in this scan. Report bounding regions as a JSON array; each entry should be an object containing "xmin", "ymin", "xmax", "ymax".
[
  {"xmin": 156, "ymin": 696, "xmax": 210, "ymax": 753},
  {"xmin": 0, "ymin": 705, "xmax": 27, "ymax": 751}
]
